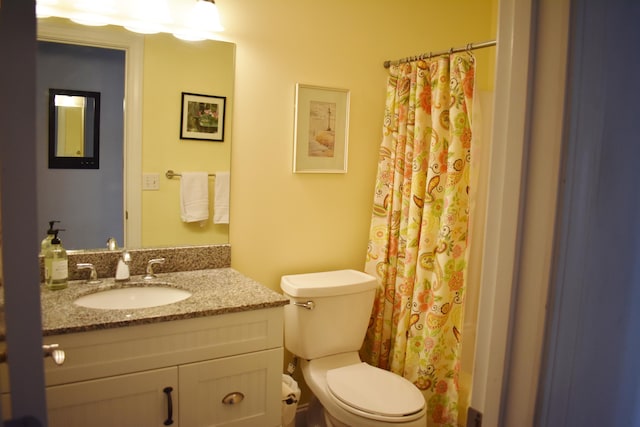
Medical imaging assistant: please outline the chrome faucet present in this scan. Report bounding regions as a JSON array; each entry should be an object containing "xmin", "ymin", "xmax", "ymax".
[
  {"xmin": 77, "ymin": 263, "xmax": 101, "ymax": 284},
  {"xmin": 144, "ymin": 258, "xmax": 165, "ymax": 280},
  {"xmin": 106, "ymin": 237, "xmax": 118, "ymax": 251}
]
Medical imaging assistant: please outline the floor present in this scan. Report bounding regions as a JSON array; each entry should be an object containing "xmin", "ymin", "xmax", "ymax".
[{"xmin": 293, "ymin": 404, "xmax": 310, "ymax": 427}]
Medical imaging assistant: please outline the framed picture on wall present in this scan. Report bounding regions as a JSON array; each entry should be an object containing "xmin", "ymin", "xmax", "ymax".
[
  {"xmin": 293, "ymin": 84, "xmax": 350, "ymax": 173},
  {"xmin": 180, "ymin": 92, "xmax": 226, "ymax": 141}
]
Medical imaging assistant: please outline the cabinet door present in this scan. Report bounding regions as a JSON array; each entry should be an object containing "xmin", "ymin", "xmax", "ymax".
[
  {"xmin": 179, "ymin": 348, "xmax": 282, "ymax": 427},
  {"xmin": 47, "ymin": 367, "xmax": 178, "ymax": 427}
]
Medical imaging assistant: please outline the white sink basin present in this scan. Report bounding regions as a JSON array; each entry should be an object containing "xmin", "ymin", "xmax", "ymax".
[{"xmin": 74, "ymin": 285, "xmax": 192, "ymax": 310}]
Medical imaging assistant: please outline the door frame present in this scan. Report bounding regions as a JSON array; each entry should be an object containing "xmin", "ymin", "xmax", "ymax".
[
  {"xmin": 471, "ymin": 0, "xmax": 571, "ymax": 424},
  {"xmin": 0, "ymin": 0, "xmax": 47, "ymax": 423}
]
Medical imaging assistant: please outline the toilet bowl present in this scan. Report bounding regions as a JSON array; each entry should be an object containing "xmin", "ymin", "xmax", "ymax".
[
  {"xmin": 302, "ymin": 353, "xmax": 426, "ymax": 427},
  {"xmin": 280, "ymin": 270, "xmax": 427, "ymax": 427}
]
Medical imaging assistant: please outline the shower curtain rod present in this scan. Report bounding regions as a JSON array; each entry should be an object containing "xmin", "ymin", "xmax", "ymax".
[{"xmin": 383, "ymin": 39, "xmax": 496, "ymax": 68}]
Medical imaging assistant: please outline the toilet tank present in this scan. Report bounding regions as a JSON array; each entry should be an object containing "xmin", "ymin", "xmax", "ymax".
[{"xmin": 280, "ymin": 269, "xmax": 378, "ymax": 360}]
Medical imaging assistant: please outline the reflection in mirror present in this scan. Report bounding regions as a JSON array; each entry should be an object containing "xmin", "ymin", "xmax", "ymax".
[
  {"xmin": 48, "ymin": 88, "xmax": 100, "ymax": 169},
  {"xmin": 37, "ymin": 40, "xmax": 125, "ymax": 250},
  {"xmin": 37, "ymin": 20, "xmax": 234, "ymax": 250}
]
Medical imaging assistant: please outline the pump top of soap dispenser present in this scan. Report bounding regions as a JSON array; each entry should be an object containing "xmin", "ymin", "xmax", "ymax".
[
  {"xmin": 41, "ymin": 220, "xmax": 60, "ymax": 255},
  {"xmin": 50, "ymin": 228, "xmax": 67, "ymax": 247}
]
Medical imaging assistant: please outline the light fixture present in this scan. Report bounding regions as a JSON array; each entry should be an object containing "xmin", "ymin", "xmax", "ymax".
[
  {"xmin": 173, "ymin": 0, "xmax": 224, "ymax": 41},
  {"xmin": 123, "ymin": 0, "xmax": 172, "ymax": 35},
  {"xmin": 54, "ymin": 95, "xmax": 85, "ymax": 108},
  {"xmin": 36, "ymin": 0, "xmax": 224, "ymax": 40},
  {"xmin": 36, "ymin": 0, "xmax": 58, "ymax": 18},
  {"xmin": 69, "ymin": 0, "xmax": 114, "ymax": 26}
]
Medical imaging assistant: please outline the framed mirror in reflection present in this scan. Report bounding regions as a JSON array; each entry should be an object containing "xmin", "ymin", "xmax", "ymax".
[{"xmin": 48, "ymin": 88, "xmax": 101, "ymax": 169}]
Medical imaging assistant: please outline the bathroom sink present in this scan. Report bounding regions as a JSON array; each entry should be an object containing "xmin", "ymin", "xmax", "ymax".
[{"xmin": 74, "ymin": 284, "xmax": 192, "ymax": 310}]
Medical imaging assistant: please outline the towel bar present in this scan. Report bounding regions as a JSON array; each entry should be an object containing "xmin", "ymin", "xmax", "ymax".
[{"xmin": 165, "ymin": 170, "xmax": 216, "ymax": 179}]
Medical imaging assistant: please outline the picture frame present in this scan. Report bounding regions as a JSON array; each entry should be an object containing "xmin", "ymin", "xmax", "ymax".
[
  {"xmin": 180, "ymin": 92, "xmax": 226, "ymax": 141},
  {"xmin": 293, "ymin": 84, "xmax": 350, "ymax": 173}
]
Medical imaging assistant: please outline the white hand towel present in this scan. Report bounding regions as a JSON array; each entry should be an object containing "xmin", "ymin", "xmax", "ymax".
[
  {"xmin": 180, "ymin": 172, "xmax": 209, "ymax": 223},
  {"xmin": 213, "ymin": 171, "xmax": 230, "ymax": 224}
]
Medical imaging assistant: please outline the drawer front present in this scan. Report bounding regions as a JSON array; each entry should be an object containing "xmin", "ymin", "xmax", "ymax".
[
  {"xmin": 36, "ymin": 307, "xmax": 283, "ymax": 388},
  {"xmin": 179, "ymin": 348, "xmax": 282, "ymax": 427}
]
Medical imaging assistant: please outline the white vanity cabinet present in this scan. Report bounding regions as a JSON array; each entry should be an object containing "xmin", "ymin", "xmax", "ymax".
[
  {"xmin": 46, "ymin": 367, "xmax": 179, "ymax": 426},
  {"xmin": 2, "ymin": 306, "xmax": 284, "ymax": 427}
]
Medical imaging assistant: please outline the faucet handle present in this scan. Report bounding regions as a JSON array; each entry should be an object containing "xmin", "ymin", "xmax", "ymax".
[
  {"xmin": 77, "ymin": 263, "xmax": 101, "ymax": 284},
  {"xmin": 144, "ymin": 258, "xmax": 166, "ymax": 280}
]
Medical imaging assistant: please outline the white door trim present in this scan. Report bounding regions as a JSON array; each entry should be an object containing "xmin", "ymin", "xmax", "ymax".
[
  {"xmin": 470, "ymin": 0, "xmax": 536, "ymax": 423},
  {"xmin": 470, "ymin": 0, "xmax": 572, "ymax": 424}
]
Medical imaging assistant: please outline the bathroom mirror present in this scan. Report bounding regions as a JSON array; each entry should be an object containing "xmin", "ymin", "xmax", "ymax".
[
  {"xmin": 48, "ymin": 88, "xmax": 100, "ymax": 169},
  {"xmin": 37, "ymin": 19, "xmax": 234, "ymax": 250}
]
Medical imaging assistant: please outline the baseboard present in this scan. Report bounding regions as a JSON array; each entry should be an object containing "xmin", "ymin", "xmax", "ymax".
[{"xmin": 295, "ymin": 403, "xmax": 309, "ymax": 427}]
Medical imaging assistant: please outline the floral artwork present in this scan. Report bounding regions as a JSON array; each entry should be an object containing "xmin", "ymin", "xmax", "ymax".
[
  {"xmin": 187, "ymin": 102, "xmax": 219, "ymax": 133},
  {"xmin": 180, "ymin": 92, "xmax": 226, "ymax": 141}
]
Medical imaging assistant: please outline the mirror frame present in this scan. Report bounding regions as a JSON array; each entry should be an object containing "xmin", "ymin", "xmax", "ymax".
[{"xmin": 48, "ymin": 88, "xmax": 101, "ymax": 169}]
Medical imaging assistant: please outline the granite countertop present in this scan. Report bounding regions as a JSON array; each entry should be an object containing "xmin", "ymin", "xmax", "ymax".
[{"xmin": 40, "ymin": 268, "xmax": 289, "ymax": 336}]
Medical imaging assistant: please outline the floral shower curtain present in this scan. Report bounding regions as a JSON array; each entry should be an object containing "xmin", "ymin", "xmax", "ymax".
[{"xmin": 362, "ymin": 53, "xmax": 475, "ymax": 426}]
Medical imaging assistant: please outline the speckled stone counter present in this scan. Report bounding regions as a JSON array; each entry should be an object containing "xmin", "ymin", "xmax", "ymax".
[
  {"xmin": 40, "ymin": 268, "xmax": 289, "ymax": 337},
  {"xmin": 41, "ymin": 244, "xmax": 232, "ymax": 282}
]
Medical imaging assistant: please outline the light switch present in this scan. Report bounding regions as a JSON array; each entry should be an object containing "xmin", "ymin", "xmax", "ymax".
[{"xmin": 142, "ymin": 173, "xmax": 160, "ymax": 190}]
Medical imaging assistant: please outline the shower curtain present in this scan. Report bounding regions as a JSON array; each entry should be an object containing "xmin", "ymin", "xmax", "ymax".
[{"xmin": 362, "ymin": 53, "xmax": 475, "ymax": 426}]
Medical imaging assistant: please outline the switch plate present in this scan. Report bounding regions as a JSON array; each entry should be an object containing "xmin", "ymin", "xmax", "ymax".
[{"xmin": 142, "ymin": 173, "xmax": 160, "ymax": 190}]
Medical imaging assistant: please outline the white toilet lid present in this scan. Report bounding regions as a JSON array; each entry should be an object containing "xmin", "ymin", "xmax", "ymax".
[{"xmin": 326, "ymin": 363, "xmax": 425, "ymax": 421}]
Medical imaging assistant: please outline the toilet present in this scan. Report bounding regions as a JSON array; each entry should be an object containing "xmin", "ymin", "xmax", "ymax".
[{"xmin": 281, "ymin": 269, "xmax": 426, "ymax": 427}]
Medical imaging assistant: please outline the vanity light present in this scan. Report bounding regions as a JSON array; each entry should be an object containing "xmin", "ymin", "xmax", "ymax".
[
  {"xmin": 123, "ymin": 0, "xmax": 172, "ymax": 35},
  {"xmin": 53, "ymin": 94, "xmax": 86, "ymax": 108},
  {"xmin": 172, "ymin": 0, "xmax": 224, "ymax": 42},
  {"xmin": 69, "ymin": 0, "xmax": 114, "ymax": 26},
  {"xmin": 36, "ymin": 0, "xmax": 58, "ymax": 18},
  {"xmin": 36, "ymin": 0, "xmax": 224, "ymax": 40}
]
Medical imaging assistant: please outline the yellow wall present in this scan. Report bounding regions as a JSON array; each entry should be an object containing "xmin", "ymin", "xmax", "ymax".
[
  {"xmin": 224, "ymin": 0, "xmax": 496, "ymax": 293},
  {"xmin": 141, "ymin": 34, "xmax": 235, "ymax": 247},
  {"xmin": 221, "ymin": 0, "xmax": 497, "ymax": 415}
]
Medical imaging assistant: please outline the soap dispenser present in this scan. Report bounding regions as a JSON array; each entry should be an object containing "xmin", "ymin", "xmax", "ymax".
[
  {"xmin": 45, "ymin": 229, "xmax": 68, "ymax": 290},
  {"xmin": 40, "ymin": 220, "xmax": 59, "ymax": 256},
  {"xmin": 115, "ymin": 249, "xmax": 131, "ymax": 282}
]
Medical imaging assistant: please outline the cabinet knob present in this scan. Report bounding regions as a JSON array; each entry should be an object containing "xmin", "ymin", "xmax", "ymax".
[
  {"xmin": 221, "ymin": 392, "xmax": 245, "ymax": 405},
  {"xmin": 43, "ymin": 344, "xmax": 66, "ymax": 365},
  {"xmin": 0, "ymin": 344, "xmax": 66, "ymax": 365}
]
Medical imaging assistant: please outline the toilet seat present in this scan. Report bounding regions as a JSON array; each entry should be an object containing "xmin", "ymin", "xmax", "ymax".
[{"xmin": 326, "ymin": 363, "xmax": 425, "ymax": 423}]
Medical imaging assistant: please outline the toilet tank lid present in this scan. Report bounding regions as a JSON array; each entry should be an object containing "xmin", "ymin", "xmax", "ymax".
[{"xmin": 280, "ymin": 269, "xmax": 378, "ymax": 297}]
